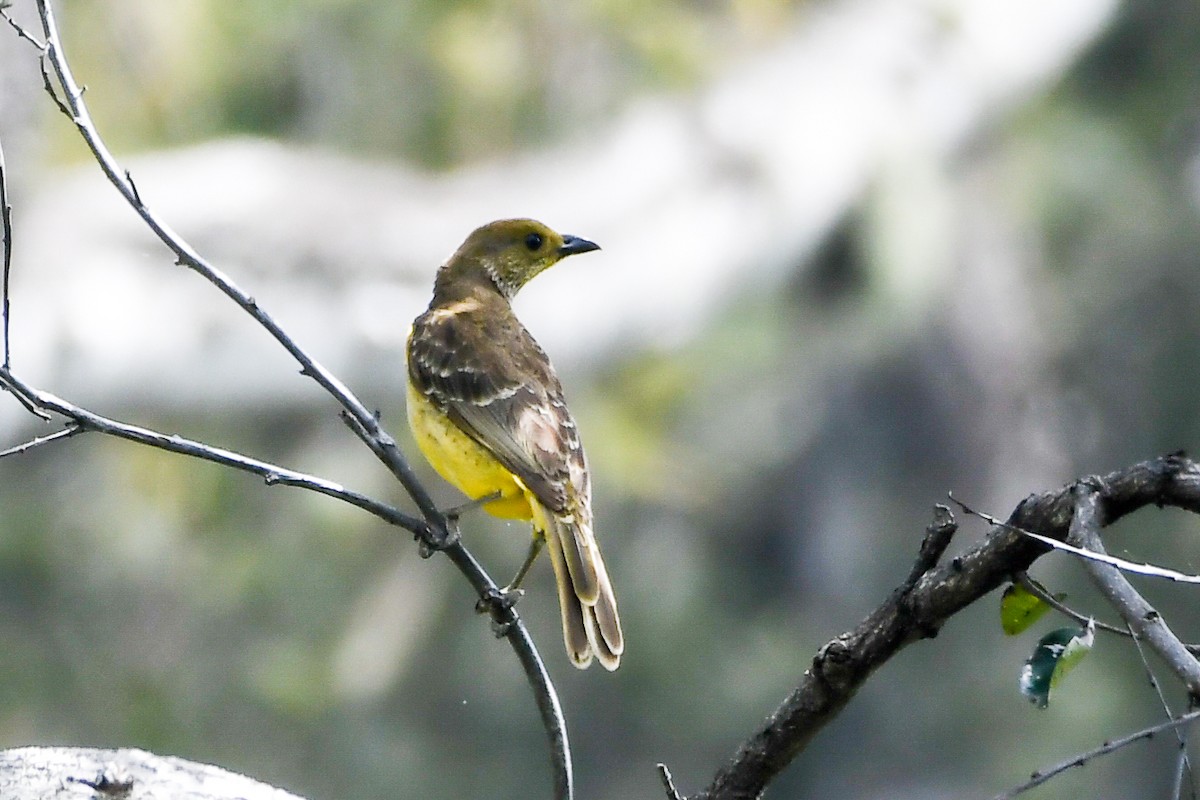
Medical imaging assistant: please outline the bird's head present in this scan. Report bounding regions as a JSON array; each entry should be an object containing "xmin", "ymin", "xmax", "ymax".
[{"xmin": 438, "ymin": 218, "xmax": 600, "ymax": 300}]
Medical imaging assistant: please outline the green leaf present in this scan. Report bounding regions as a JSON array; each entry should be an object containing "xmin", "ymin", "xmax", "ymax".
[
  {"xmin": 1000, "ymin": 581, "xmax": 1064, "ymax": 636},
  {"xmin": 1019, "ymin": 619, "xmax": 1095, "ymax": 709}
]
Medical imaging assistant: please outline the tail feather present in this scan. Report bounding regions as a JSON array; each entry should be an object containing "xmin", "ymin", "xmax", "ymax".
[
  {"xmin": 589, "ymin": 548, "xmax": 624, "ymax": 660},
  {"xmin": 544, "ymin": 520, "xmax": 593, "ymax": 669},
  {"xmin": 557, "ymin": 516, "xmax": 600, "ymax": 605},
  {"xmin": 538, "ymin": 508, "xmax": 623, "ymax": 671}
]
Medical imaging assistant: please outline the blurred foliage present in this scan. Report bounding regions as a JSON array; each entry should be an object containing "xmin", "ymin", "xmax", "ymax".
[
  {"xmin": 5, "ymin": 1, "xmax": 1200, "ymax": 799},
  {"xmin": 56, "ymin": 0, "xmax": 804, "ymax": 167}
]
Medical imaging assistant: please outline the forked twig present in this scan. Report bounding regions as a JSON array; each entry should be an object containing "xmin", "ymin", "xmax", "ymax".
[
  {"xmin": 0, "ymin": 3, "xmax": 575, "ymax": 797},
  {"xmin": 0, "ymin": 369, "xmax": 419, "ymax": 529},
  {"xmin": 0, "ymin": 423, "xmax": 82, "ymax": 457}
]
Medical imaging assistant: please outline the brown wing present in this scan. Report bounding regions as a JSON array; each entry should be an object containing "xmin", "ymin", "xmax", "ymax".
[
  {"xmin": 409, "ymin": 295, "xmax": 621, "ymax": 664},
  {"xmin": 407, "ymin": 299, "xmax": 581, "ymax": 515}
]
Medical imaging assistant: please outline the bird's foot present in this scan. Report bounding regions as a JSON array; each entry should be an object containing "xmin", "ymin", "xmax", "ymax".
[
  {"xmin": 417, "ymin": 491, "xmax": 501, "ymax": 557},
  {"xmin": 415, "ymin": 517, "xmax": 460, "ymax": 558},
  {"xmin": 475, "ymin": 586, "xmax": 525, "ymax": 637}
]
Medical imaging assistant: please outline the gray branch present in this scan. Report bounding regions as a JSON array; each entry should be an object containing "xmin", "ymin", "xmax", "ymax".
[
  {"xmin": 0, "ymin": 3, "xmax": 576, "ymax": 798},
  {"xmin": 1067, "ymin": 481, "xmax": 1200, "ymax": 697},
  {"xmin": 685, "ymin": 454, "xmax": 1200, "ymax": 800}
]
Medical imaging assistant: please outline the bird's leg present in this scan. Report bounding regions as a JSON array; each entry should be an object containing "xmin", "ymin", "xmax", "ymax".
[
  {"xmin": 474, "ymin": 533, "xmax": 545, "ymax": 637},
  {"xmin": 419, "ymin": 491, "xmax": 502, "ymax": 557},
  {"xmin": 444, "ymin": 490, "xmax": 502, "ymax": 521},
  {"xmin": 504, "ymin": 534, "xmax": 545, "ymax": 595}
]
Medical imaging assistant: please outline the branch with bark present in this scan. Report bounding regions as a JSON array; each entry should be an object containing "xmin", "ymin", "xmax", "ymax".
[
  {"xmin": 680, "ymin": 454, "xmax": 1200, "ymax": 800},
  {"xmin": 0, "ymin": 2, "xmax": 572, "ymax": 798},
  {"xmin": 2, "ymin": 3, "xmax": 1199, "ymax": 800}
]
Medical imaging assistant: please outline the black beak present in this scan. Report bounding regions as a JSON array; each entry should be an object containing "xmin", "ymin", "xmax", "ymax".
[{"xmin": 558, "ymin": 235, "xmax": 601, "ymax": 256}]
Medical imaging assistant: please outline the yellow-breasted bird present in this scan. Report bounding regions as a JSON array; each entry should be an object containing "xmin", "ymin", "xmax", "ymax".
[{"xmin": 406, "ymin": 219, "xmax": 623, "ymax": 670}]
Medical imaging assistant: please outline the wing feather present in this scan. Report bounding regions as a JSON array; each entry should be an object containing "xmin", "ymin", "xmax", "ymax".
[
  {"xmin": 409, "ymin": 288, "xmax": 621, "ymax": 670},
  {"xmin": 408, "ymin": 297, "xmax": 578, "ymax": 514}
]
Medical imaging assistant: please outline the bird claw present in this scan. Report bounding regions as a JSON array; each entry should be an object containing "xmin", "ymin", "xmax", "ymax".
[
  {"xmin": 475, "ymin": 586, "xmax": 524, "ymax": 637},
  {"xmin": 415, "ymin": 517, "xmax": 461, "ymax": 558}
]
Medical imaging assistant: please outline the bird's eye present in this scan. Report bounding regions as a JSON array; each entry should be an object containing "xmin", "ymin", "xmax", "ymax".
[{"xmin": 524, "ymin": 232, "xmax": 544, "ymax": 251}]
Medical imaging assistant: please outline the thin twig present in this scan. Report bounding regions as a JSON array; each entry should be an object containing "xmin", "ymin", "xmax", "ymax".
[
  {"xmin": 1126, "ymin": 622, "xmax": 1195, "ymax": 796},
  {"xmin": 37, "ymin": 54, "xmax": 70, "ymax": 118},
  {"xmin": 992, "ymin": 709, "xmax": 1200, "ymax": 799},
  {"xmin": 1179, "ymin": 699, "xmax": 1199, "ymax": 800},
  {"xmin": 0, "ymin": 128, "xmax": 11, "ymax": 368},
  {"xmin": 950, "ymin": 494, "xmax": 1200, "ymax": 584},
  {"xmin": 0, "ymin": 423, "xmax": 82, "ymax": 457},
  {"xmin": 30, "ymin": 0, "xmax": 442, "ymax": 525},
  {"xmin": 0, "ymin": 6, "xmax": 45, "ymax": 48},
  {"xmin": 657, "ymin": 763, "xmax": 686, "ymax": 800},
  {"xmin": 1012, "ymin": 572, "xmax": 1128, "ymax": 637},
  {"xmin": 17, "ymin": 4, "xmax": 574, "ymax": 797},
  {"xmin": 0, "ymin": 366, "xmax": 421, "ymax": 531}
]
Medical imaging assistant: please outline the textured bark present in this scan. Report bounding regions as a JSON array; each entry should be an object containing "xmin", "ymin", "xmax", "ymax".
[{"xmin": 692, "ymin": 454, "xmax": 1200, "ymax": 800}]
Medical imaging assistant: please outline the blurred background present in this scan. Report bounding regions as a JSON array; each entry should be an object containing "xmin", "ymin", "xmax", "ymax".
[{"xmin": 2, "ymin": 0, "xmax": 1200, "ymax": 797}]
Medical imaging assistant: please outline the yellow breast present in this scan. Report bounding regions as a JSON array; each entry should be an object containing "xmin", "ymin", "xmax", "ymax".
[{"xmin": 405, "ymin": 379, "xmax": 534, "ymax": 520}]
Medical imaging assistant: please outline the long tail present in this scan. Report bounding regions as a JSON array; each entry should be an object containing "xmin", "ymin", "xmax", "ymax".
[{"xmin": 537, "ymin": 508, "xmax": 623, "ymax": 671}]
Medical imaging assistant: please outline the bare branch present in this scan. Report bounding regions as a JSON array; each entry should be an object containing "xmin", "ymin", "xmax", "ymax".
[
  {"xmin": 0, "ymin": 424, "xmax": 82, "ymax": 457},
  {"xmin": 29, "ymin": 0, "xmax": 441, "ymax": 525},
  {"xmin": 0, "ymin": 6, "xmax": 44, "ymax": 48},
  {"xmin": 37, "ymin": 54, "xmax": 70, "ymax": 118},
  {"xmin": 7, "ymin": 4, "xmax": 575, "ymax": 797},
  {"xmin": 953, "ymin": 494, "xmax": 1200, "ymax": 584},
  {"xmin": 657, "ymin": 763, "xmax": 685, "ymax": 800},
  {"xmin": 992, "ymin": 709, "xmax": 1200, "ymax": 800},
  {"xmin": 1127, "ymin": 623, "xmax": 1195, "ymax": 793},
  {"xmin": 1012, "ymin": 572, "xmax": 1130, "ymax": 638},
  {"xmin": 902, "ymin": 503, "xmax": 957, "ymax": 589},
  {"xmin": 1067, "ymin": 483, "xmax": 1200, "ymax": 697},
  {"xmin": 693, "ymin": 454, "xmax": 1200, "ymax": 800},
  {"xmin": 0, "ymin": 127, "xmax": 11, "ymax": 368},
  {"xmin": 0, "ymin": 366, "xmax": 422, "ymax": 532}
]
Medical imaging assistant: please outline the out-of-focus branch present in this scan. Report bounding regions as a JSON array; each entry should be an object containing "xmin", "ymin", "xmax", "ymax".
[
  {"xmin": 682, "ymin": 454, "xmax": 1200, "ymax": 800},
  {"xmin": 991, "ymin": 709, "xmax": 1200, "ymax": 800},
  {"xmin": 0, "ymin": 422, "xmax": 82, "ymax": 456}
]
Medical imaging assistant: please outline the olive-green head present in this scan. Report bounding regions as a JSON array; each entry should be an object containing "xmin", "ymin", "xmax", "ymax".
[{"xmin": 437, "ymin": 218, "xmax": 600, "ymax": 300}]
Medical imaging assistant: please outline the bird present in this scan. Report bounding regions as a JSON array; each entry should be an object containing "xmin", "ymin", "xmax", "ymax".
[{"xmin": 405, "ymin": 218, "xmax": 623, "ymax": 670}]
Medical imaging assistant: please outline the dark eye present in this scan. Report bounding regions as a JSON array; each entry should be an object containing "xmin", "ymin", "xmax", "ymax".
[{"xmin": 524, "ymin": 232, "xmax": 544, "ymax": 251}]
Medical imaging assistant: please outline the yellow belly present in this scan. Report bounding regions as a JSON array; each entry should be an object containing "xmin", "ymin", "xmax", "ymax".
[{"xmin": 405, "ymin": 379, "xmax": 533, "ymax": 520}]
